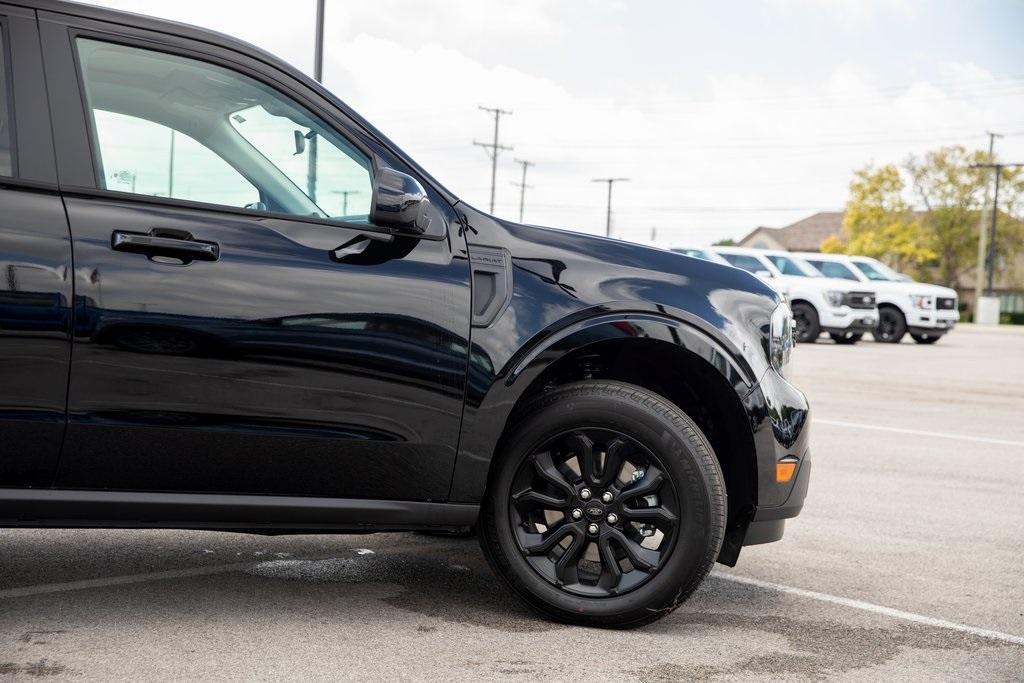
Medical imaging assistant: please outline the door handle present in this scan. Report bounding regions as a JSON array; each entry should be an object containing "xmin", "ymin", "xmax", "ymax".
[
  {"xmin": 111, "ymin": 229, "xmax": 219, "ymax": 262},
  {"xmin": 330, "ymin": 231, "xmax": 394, "ymax": 261}
]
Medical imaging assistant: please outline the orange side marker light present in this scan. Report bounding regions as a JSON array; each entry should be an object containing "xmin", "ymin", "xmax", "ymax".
[{"xmin": 776, "ymin": 458, "xmax": 798, "ymax": 483}]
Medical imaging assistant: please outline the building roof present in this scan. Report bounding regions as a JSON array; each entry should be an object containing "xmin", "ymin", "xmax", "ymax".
[{"xmin": 738, "ymin": 212, "xmax": 844, "ymax": 252}]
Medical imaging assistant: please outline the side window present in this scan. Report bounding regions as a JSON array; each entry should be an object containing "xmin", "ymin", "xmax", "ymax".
[
  {"xmin": 768, "ymin": 255, "xmax": 805, "ymax": 276},
  {"xmin": 0, "ymin": 26, "xmax": 13, "ymax": 176},
  {"xmin": 721, "ymin": 253, "xmax": 768, "ymax": 274},
  {"xmin": 808, "ymin": 260, "xmax": 858, "ymax": 281},
  {"xmin": 75, "ymin": 39, "xmax": 373, "ymax": 220}
]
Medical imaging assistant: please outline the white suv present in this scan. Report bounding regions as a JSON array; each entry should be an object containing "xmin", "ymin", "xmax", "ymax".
[
  {"xmin": 710, "ymin": 247, "xmax": 878, "ymax": 344},
  {"xmin": 797, "ymin": 253, "xmax": 958, "ymax": 344}
]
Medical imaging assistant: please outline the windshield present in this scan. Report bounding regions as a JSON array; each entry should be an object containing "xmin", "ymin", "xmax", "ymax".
[
  {"xmin": 854, "ymin": 259, "xmax": 906, "ymax": 282},
  {"xmin": 672, "ymin": 248, "xmax": 712, "ymax": 261},
  {"xmin": 805, "ymin": 259, "xmax": 860, "ymax": 281},
  {"xmin": 767, "ymin": 254, "xmax": 821, "ymax": 277}
]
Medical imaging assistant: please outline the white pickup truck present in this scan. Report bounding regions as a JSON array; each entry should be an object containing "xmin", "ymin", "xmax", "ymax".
[
  {"xmin": 710, "ymin": 247, "xmax": 879, "ymax": 344},
  {"xmin": 796, "ymin": 253, "xmax": 958, "ymax": 344}
]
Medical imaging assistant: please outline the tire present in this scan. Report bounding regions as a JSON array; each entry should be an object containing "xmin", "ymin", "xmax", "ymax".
[
  {"xmin": 479, "ymin": 381, "xmax": 726, "ymax": 629},
  {"xmin": 792, "ymin": 302, "xmax": 820, "ymax": 343},
  {"xmin": 910, "ymin": 332, "xmax": 941, "ymax": 344},
  {"xmin": 829, "ymin": 332, "xmax": 863, "ymax": 345},
  {"xmin": 873, "ymin": 307, "xmax": 907, "ymax": 343}
]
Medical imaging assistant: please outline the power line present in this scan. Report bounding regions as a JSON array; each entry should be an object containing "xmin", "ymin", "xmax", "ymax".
[
  {"xmin": 510, "ymin": 158, "xmax": 535, "ymax": 223},
  {"xmin": 592, "ymin": 178, "xmax": 630, "ymax": 237},
  {"xmin": 473, "ymin": 106, "xmax": 513, "ymax": 214}
]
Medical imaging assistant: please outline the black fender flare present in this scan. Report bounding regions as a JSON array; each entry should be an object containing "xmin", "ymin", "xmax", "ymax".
[{"xmin": 447, "ymin": 310, "xmax": 760, "ymax": 502}]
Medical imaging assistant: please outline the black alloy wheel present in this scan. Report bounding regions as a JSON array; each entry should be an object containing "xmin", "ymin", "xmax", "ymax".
[
  {"xmin": 873, "ymin": 307, "xmax": 907, "ymax": 343},
  {"xmin": 479, "ymin": 381, "xmax": 726, "ymax": 628},
  {"xmin": 829, "ymin": 331, "xmax": 863, "ymax": 345},
  {"xmin": 910, "ymin": 331, "xmax": 941, "ymax": 344},
  {"xmin": 508, "ymin": 427, "xmax": 680, "ymax": 597},
  {"xmin": 792, "ymin": 302, "xmax": 820, "ymax": 343}
]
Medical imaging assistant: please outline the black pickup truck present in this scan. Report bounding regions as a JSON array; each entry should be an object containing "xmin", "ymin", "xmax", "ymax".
[{"xmin": 0, "ymin": 0, "xmax": 810, "ymax": 627}]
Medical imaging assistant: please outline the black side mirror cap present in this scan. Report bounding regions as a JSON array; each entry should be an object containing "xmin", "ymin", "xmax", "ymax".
[{"xmin": 369, "ymin": 168, "xmax": 432, "ymax": 235}]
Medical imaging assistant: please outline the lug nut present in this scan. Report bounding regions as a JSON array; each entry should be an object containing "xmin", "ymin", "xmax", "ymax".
[
  {"xmin": 601, "ymin": 491, "xmax": 614, "ymax": 503},
  {"xmin": 587, "ymin": 523, "xmax": 600, "ymax": 535},
  {"xmin": 579, "ymin": 488, "xmax": 592, "ymax": 500},
  {"xmin": 571, "ymin": 508, "xmax": 583, "ymax": 520},
  {"xmin": 606, "ymin": 513, "xmax": 619, "ymax": 525}
]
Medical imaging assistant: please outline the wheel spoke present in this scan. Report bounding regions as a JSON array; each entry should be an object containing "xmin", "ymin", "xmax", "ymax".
[
  {"xmin": 598, "ymin": 437, "xmax": 628, "ymax": 488},
  {"xmin": 597, "ymin": 534, "xmax": 623, "ymax": 589},
  {"xmin": 511, "ymin": 488, "xmax": 569, "ymax": 509},
  {"xmin": 532, "ymin": 450, "xmax": 574, "ymax": 497},
  {"xmin": 554, "ymin": 531, "xmax": 585, "ymax": 585},
  {"xmin": 521, "ymin": 523, "xmax": 575, "ymax": 556},
  {"xmin": 619, "ymin": 505, "xmax": 677, "ymax": 525},
  {"xmin": 609, "ymin": 528, "xmax": 661, "ymax": 572},
  {"xmin": 566, "ymin": 432, "xmax": 597, "ymax": 485},
  {"xmin": 619, "ymin": 466, "xmax": 665, "ymax": 500}
]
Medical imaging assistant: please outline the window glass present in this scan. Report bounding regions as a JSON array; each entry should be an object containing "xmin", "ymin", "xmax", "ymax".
[
  {"xmin": 720, "ymin": 253, "xmax": 769, "ymax": 274},
  {"xmin": 0, "ymin": 30, "xmax": 12, "ymax": 176},
  {"xmin": 768, "ymin": 255, "xmax": 810, "ymax": 276},
  {"xmin": 94, "ymin": 110, "xmax": 257, "ymax": 206},
  {"xmin": 807, "ymin": 260, "xmax": 859, "ymax": 281},
  {"xmin": 852, "ymin": 260, "xmax": 895, "ymax": 281},
  {"xmin": 75, "ymin": 39, "xmax": 372, "ymax": 220}
]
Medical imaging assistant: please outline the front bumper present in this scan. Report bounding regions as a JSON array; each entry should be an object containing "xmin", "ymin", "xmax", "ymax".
[
  {"xmin": 735, "ymin": 369, "xmax": 811, "ymax": 549},
  {"xmin": 820, "ymin": 306, "xmax": 878, "ymax": 334},
  {"xmin": 746, "ymin": 453, "xmax": 811, "ymax": 545},
  {"xmin": 907, "ymin": 307, "xmax": 958, "ymax": 333}
]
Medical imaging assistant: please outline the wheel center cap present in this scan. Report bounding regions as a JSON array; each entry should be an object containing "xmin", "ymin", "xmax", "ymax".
[{"xmin": 583, "ymin": 502, "xmax": 606, "ymax": 520}]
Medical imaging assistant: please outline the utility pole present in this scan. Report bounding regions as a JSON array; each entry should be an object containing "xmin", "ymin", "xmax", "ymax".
[
  {"xmin": 473, "ymin": 106, "xmax": 513, "ymax": 214},
  {"xmin": 971, "ymin": 161, "xmax": 1024, "ymax": 295},
  {"xmin": 510, "ymin": 158, "xmax": 534, "ymax": 223},
  {"xmin": 307, "ymin": 0, "xmax": 326, "ymax": 204},
  {"xmin": 974, "ymin": 131, "xmax": 1003, "ymax": 310},
  {"xmin": 167, "ymin": 129, "xmax": 176, "ymax": 197},
  {"xmin": 592, "ymin": 177, "xmax": 629, "ymax": 237},
  {"xmin": 334, "ymin": 190, "xmax": 359, "ymax": 216}
]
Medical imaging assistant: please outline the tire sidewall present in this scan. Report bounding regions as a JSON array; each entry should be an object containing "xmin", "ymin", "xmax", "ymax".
[{"xmin": 482, "ymin": 383, "xmax": 724, "ymax": 625}]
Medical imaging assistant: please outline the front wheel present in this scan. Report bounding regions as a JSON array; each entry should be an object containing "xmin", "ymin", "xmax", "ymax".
[
  {"xmin": 792, "ymin": 302, "xmax": 821, "ymax": 343},
  {"xmin": 829, "ymin": 332, "xmax": 863, "ymax": 345},
  {"xmin": 910, "ymin": 331, "xmax": 941, "ymax": 344},
  {"xmin": 479, "ymin": 381, "xmax": 726, "ymax": 628},
  {"xmin": 873, "ymin": 307, "xmax": 907, "ymax": 343}
]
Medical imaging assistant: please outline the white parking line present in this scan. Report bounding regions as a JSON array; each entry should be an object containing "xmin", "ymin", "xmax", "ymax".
[
  {"xmin": 0, "ymin": 561, "xmax": 255, "ymax": 600},
  {"xmin": 817, "ymin": 419, "xmax": 1024, "ymax": 448},
  {"xmin": 713, "ymin": 572, "xmax": 1024, "ymax": 647}
]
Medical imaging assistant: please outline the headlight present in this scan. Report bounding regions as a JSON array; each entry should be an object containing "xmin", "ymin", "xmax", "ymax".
[
  {"xmin": 770, "ymin": 303, "xmax": 795, "ymax": 377},
  {"xmin": 910, "ymin": 295, "xmax": 934, "ymax": 310},
  {"xmin": 825, "ymin": 290, "xmax": 844, "ymax": 308}
]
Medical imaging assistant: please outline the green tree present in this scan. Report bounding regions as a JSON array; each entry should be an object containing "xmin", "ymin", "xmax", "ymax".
[
  {"xmin": 822, "ymin": 164, "xmax": 935, "ymax": 272},
  {"xmin": 827, "ymin": 145, "xmax": 1024, "ymax": 288}
]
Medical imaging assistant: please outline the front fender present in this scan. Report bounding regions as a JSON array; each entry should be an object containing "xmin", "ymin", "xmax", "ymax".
[{"xmin": 448, "ymin": 307, "xmax": 762, "ymax": 502}]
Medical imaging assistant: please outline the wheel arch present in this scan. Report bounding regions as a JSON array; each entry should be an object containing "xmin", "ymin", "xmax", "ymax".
[{"xmin": 450, "ymin": 314, "xmax": 761, "ymax": 545}]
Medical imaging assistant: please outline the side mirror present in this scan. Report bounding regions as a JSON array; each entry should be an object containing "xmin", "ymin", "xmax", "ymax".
[
  {"xmin": 755, "ymin": 270, "xmax": 773, "ymax": 279},
  {"xmin": 369, "ymin": 168, "xmax": 432, "ymax": 235}
]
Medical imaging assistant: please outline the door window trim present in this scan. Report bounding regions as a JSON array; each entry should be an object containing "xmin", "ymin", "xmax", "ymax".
[
  {"xmin": 59, "ymin": 27, "xmax": 446, "ymax": 241},
  {"xmin": 0, "ymin": 16, "xmax": 18, "ymax": 177}
]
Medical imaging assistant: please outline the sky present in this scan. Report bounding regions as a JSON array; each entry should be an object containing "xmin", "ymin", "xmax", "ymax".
[{"xmin": 80, "ymin": 0, "xmax": 1024, "ymax": 246}]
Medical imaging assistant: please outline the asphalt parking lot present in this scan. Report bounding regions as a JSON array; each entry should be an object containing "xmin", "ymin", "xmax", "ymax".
[{"xmin": 2, "ymin": 324, "xmax": 1023, "ymax": 681}]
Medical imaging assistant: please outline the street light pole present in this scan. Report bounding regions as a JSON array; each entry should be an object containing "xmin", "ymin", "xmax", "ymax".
[
  {"xmin": 592, "ymin": 178, "xmax": 629, "ymax": 237},
  {"xmin": 307, "ymin": 0, "xmax": 326, "ymax": 204}
]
